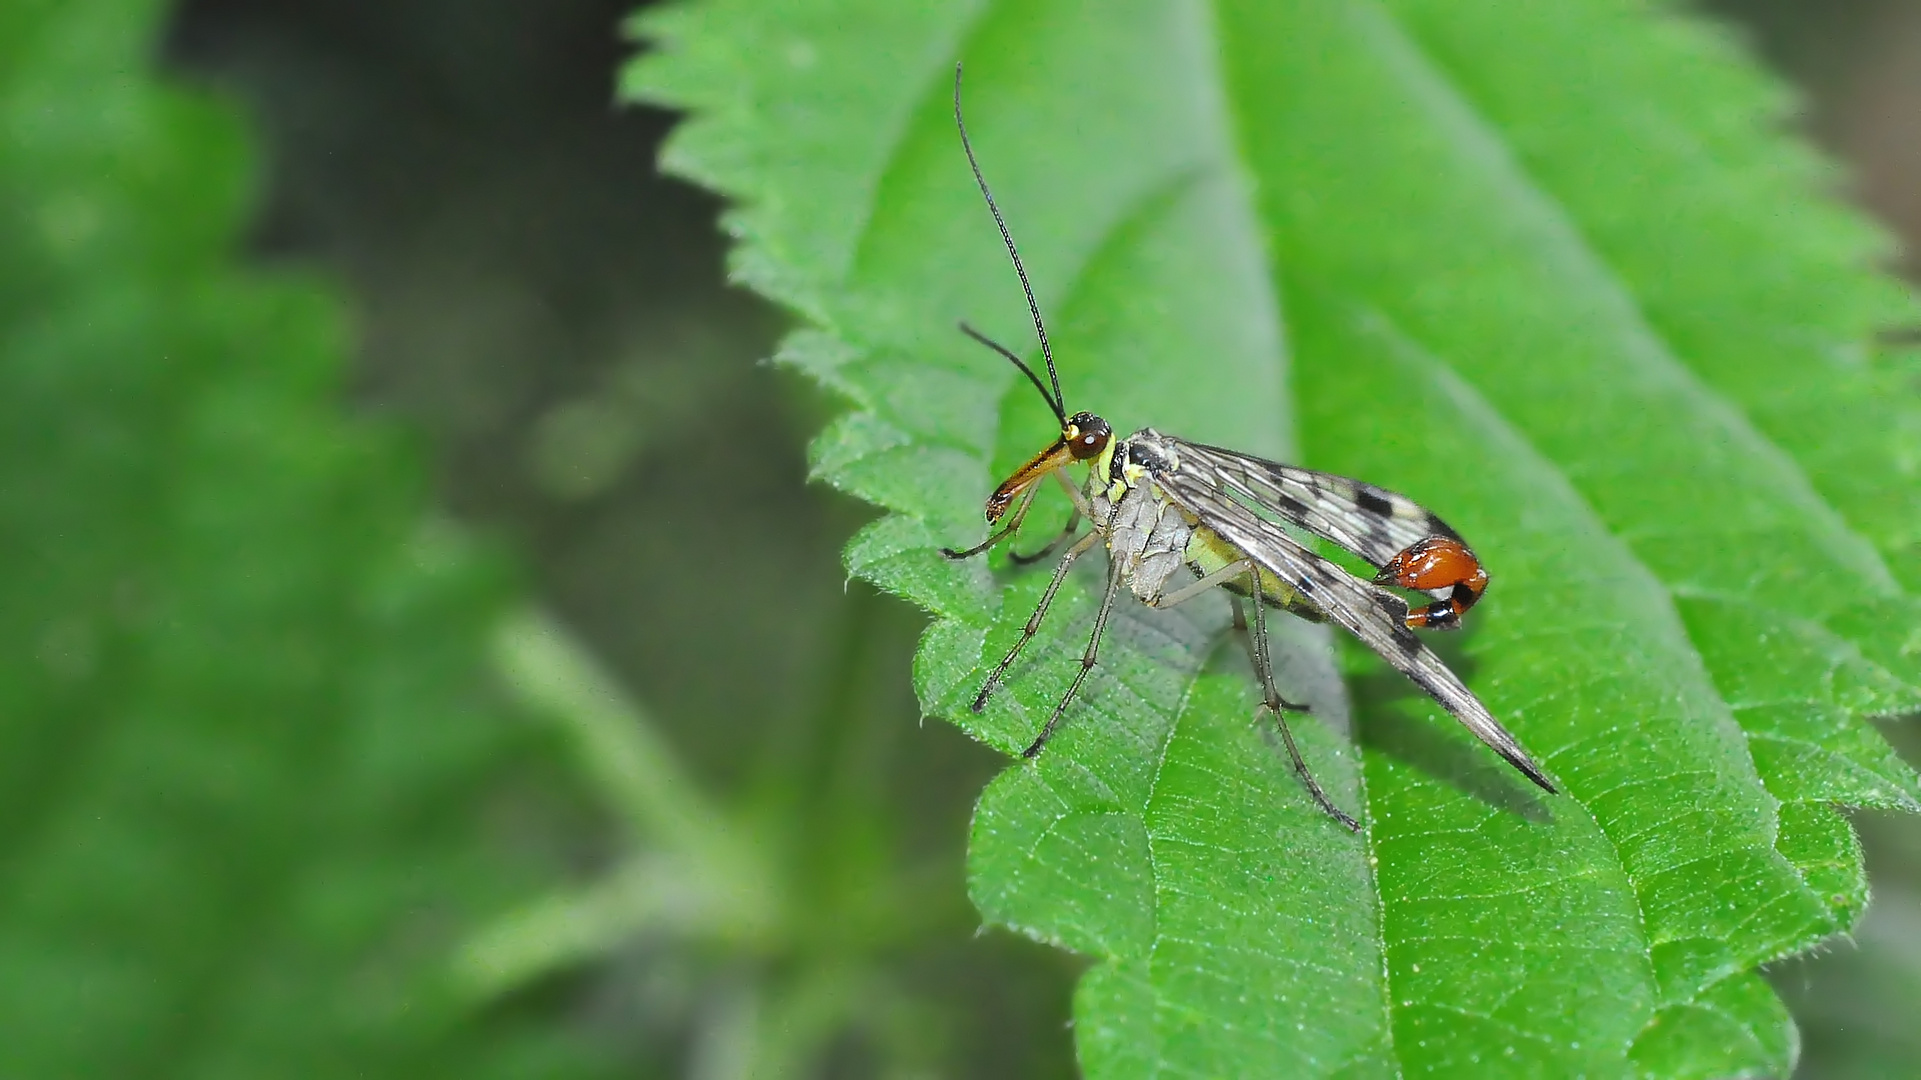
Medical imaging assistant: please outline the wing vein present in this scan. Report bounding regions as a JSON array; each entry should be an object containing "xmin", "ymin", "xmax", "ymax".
[{"xmin": 1152, "ymin": 454, "xmax": 1555, "ymax": 793}]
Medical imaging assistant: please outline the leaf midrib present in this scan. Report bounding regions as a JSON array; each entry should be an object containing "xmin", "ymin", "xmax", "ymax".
[{"xmin": 1228, "ymin": 1, "xmax": 1664, "ymax": 1061}]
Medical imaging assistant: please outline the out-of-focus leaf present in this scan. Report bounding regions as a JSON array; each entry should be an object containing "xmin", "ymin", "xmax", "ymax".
[
  {"xmin": 628, "ymin": 0, "xmax": 1921, "ymax": 1075},
  {"xmin": 0, "ymin": 3, "xmax": 609, "ymax": 1075},
  {"xmin": 1775, "ymin": 884, "xmax": 1921, "ymax": 1079}
]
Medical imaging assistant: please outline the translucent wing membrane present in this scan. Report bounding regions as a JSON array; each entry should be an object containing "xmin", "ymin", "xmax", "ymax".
[
  {"xmin": 1151, "ymin": 455, "xmax": 1556, "ymax": 794},
  {"xmin": 1181, "ymin": 441, "xmax": 1460, "ymax": 571}
]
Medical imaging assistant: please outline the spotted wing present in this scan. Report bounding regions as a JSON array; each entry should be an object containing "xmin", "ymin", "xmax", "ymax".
[
  {"xmin": 1179, "ymin": 441, "xmax": 1459, "ymax": 571},
  {"xmin": 1152, "ymin": 462, "xmax": 1555, "ymax": 794}
]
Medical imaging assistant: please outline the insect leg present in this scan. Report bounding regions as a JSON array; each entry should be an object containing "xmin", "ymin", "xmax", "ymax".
[
  {"xmin": 1215, "ymin": 576, "xmax": 1299, "ymax": 711},
  {"xmin": 1011, "ymin": 467, "xmax": 1095, "ymax": 563},
  {"xmin": 1144, "ymin": 557, "xmax": 1256, "ymax": 610},
  {"xmin": 1223, "ymin": 593, "xmax": 1308, "ymax": 711},
  {"xmin": 1246, "ymin": 566, "xmax": 1360, "ymax": 831},
  {"xmin": 1023, "ymin": 543, "xmax": 1127, "ymax": 758},
  {"xmin": 1219, "ymin": 591, "xmax": 1310, "ymax": 713},
  {"xmin": 942, "ymin": 480, "xmax": 1042, "ymax": 560},
  {"xmin": 971, "ymin": 528, "xmax": 1103, "ymax": 713},
  {"xmin": 1010, "ymin": 507, "xmax": 1081, "ymax": 565},
  {"xmin": 1055, "ymin": 466, "xmax": 1094, "ymax": 516},
  {"xmin": 1144, "ymin": 559, "xmax": 1315, "ymax": 710}
]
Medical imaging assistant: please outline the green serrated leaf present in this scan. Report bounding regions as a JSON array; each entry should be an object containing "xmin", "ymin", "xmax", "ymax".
[{"xmin": 628, "ymin": 0, "xmax": 1921, "ymax": 1075}]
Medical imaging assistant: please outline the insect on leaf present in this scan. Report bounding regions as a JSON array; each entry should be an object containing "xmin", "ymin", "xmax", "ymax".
[{"xmin": 626, "ymin": 1, "xmax": 1921, "ymax": 1075}]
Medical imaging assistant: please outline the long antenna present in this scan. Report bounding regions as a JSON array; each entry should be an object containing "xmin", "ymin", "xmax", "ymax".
[
  {"xmin": 960, "ymin": 321, "xmax": 1065, "ymax": 425},
  {"xmin": 953, "ymin": 62, "xmax": 1063, "ymax": 417}
]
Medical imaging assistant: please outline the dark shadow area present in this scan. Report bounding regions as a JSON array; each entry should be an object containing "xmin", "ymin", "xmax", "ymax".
[{"xmin": 1348, "ymin": 657, "xmax": 1554, "ymax": 825}]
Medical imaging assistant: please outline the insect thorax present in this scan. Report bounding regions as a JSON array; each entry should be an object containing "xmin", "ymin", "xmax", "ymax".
[
  {"xmin": 1093, "ymin": 429, "xmax": 1322, "ymax": 619},
  {"xmin": 1085, "ymin": 430, "xmax": 1184, "ymax": 603},
  {"xmin": 1108, "ymin": 428, "xmax": 1176, "ymax": 482}
]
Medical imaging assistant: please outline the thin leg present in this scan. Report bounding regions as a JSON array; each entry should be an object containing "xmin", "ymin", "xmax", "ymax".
[
  {"xmin": 1145, "ymin": 557, "xmax": 1255, "ymax": 611},
  {"xmin": 1023, "ymin": 543, "xmax": 1127, "ymax": 758},
  {"xmin": 1228, "ymin": 593, "xmax": 1263, "ymax": 694},
  {"xmin": 1162, "ymin": 570, "xmax": 1306, "ymax": 713},
  {"xmin": 1050, "ymin": 466, "xmax": 1094, "ymax": 517},
  {"xmin": 1246, "ymin": 567, "xmax": 1359, "ymax": 831},
  {"xmin": 1011, "ymin": 469, "xmax": 1093, "ymax": 564},
  {"xmin": 1148, "ymin": 564, "xmax": 1307, "ymax": 714},
  {"xmin": 1010, "ymin": 507, "xmax": 1080, "ymax": 565},
  {"xmin": 971, "ymin": 529, "xmax": 1102, "ymax": 712},
  {"xmin": 942, "ymin": 481, "xmax": 1041, "ymax": 560}
]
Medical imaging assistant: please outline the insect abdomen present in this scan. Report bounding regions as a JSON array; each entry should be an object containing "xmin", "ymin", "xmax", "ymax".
[{"xmin": 1184, "ymin": 527, "xmax": 1324, "ymax": 621}]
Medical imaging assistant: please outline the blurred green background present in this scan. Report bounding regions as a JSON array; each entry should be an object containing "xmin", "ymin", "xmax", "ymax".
[{"xmin": 3, "ymin": 0, "xmax": 1917, "ymax": 1076}]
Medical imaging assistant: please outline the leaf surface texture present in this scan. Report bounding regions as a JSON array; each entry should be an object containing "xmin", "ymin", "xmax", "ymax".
[{"xmin": 629, "ymin": 1, "xmax": 1921, "ymax": 1074}]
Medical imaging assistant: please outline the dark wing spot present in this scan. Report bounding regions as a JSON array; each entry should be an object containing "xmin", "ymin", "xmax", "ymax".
[
  {"xmin": 1425, "ymin": 513, "xmax": 1462, "ymax": 540},
  {"xmin": 1275, "ymin": 494, "xmax": 1310, "ymax": 519},
  {"xmin": 1356, "ymin": 489, "xmax": 1396, "ymax": 518},
  {"xmin": 1295, "ymin": 575, "xmax": 1315, "ymax": 596}
]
